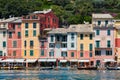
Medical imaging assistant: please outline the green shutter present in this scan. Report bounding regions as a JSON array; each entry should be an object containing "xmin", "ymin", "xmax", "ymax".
[
  {"xmin": 24, "ymin": 50, "xmax": 26, "ymax": 56},
  {"xmin": 80, "ymin": 34, "xmax": 83, "ymax": 40},
  {"xmin": 107, "ymin": 30, "xmax": 110, "ymax": 35},
  {"xmin": 18, "ymin": 32, "xmax": 21, "ymax": 38},
  {"xmin": 90, "ymin": 34, "xmax": 92, "ymax": 40},
  {"xmin": 25, "ymin": 30, "xmax": 28, "ymax": 37},
  {"xmin": 90, "ymin": 52, "xmax": 92, "ymax": 57},
  {"xmin": 41, "ymin": 50, "xmax": 44, "ymax": 56},
  {"xmin": 33, "ymin": 30, "xmax": 36, "ymax": 36},
  {"xmin": 33, "ymin": 23, "xmax": 36, "ymax": 28},
  {"xmin": 25, "ymin": 23, "xmax": 28, "ymax": 28},
  {"xmin": 71, "ymin": 52, "xmax": 74, "ymax": 57},
  {"xmin": 107, "ymin": 40, "xmax": 111, "ymax": 48},
  {"xmin": 80, "ymin": 44, "xmax": 83, "ymax": 50},
  {"xmin": 96, "ymin": 30, "xmax": 100, "ymax": 35},
  {"xmin": 89, "ymin": 44, "xmax": 93, "ymax": 51},
  {"xmin": 98, "ymin": 21, "xmax": 101, "ymax": 25},
  {"xmin": 80, "ymin": 52, "xmax": 83, "ymax": 57},
  {"xmin": 30, "ymin": 50, "xmax": 33, "ymax": 56},
  {"xmin": 3, "ymin": 41, "xmax": 6, "ymax": 47}
]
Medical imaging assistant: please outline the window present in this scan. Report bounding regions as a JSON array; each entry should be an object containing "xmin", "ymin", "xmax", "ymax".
[
  {"xmin": 105, "ymin": 20, "xmax": 108, "ymax": 25},
  {"xmin": 80, "ymin": 44, "xmax": 83, "ymax": 51},
  {"xmin": 0, "ymin": 51, "xmax": 2, "ymax": 56},
  {"xmin": 18, "ymin": 24, "xmax": 21, "ymax": 28},
  {"xmin": 49, "ymin": 43, "xmax": 55, "ymax": 48},
  {"xmin": 3, "ymin": 31, "xmax": 6, "ymax": 37},
  {"xmin": 33, "ymin": 22, "xmax": 36, "ymax": 28},
  {"xmin": 90, "ymin": 52, "xmax": 92, "ymax": 57},
  {"xmin": 106, "ymin": 50, "xmax": 112, "ymax": 55},
  {"xmin": 62, "ymin": 35, "xmax": 67, "ymax": 42},
  {"xmin": 25, "ymin": 30, "xmax": 28, "ymax": 37},
  {"xmin": 51, "ymin": 35, "xmax": 54, "ymax": 42},
  {"xmin": 96, "ymin": 41, "xmax": 100, "ymax": 48},
  {"xmin": 89, "ymin": 44, "xmax": 93, "ymax": 51},
  {"xmin": 71, "ymin": 33, "xmax": 74, "ymax": 40},
  {"xmin": 90, "ymin": 34, "xmax": 93, "ymax": 40},
  {"xmin": 13, "ymin": 51, "xmax": 16, "ymax": 56},
  {"xmin": 56, "ymin": 35, "xmax": 60, "ymax": 41},
  {"xmin": 80, "ymin": 34, "xmax": 83, "ymax": 40},
  {"xmin": 95, "ymin": 50, "xmax": 101, "ymax": 56},
  {"xmin": 71, "ymin": 52, "xmax": 74, "ymax": 57},
  {"xmin": 30, "ymin": 41, "xmax": 34, "ymax": 47},
  {"xmin": 24, "ymin": 40, "xmax": 26, "ymax": 47},
  {"xmin": 107, "ymin": 30, "xmax": 110, "ymax": 36},
  {"xmin": 24, "ymin": 50, "xmax": 26, "ymax": 56},
  {"xmin": 30, "ymin": 50, "xmax": 34, "ymax": 56},
  {"xmin": 33, "ymin": 30, "xmax": 36, "ymax": 36},
  {"xmin": 3, "ymin": 41, "xmax": 6, "ymax": 47},
  {"xmin": 25, "ymin": 23, "xmax": 28, "ymax": 28},
  {"xmin": 71, "ymin": 43, "xmax": 74, "ymax": 48},
  {"xmin": 49, "ymin": 51, "xmax": 54, "ymax": 56},
  {"xmin": 41, "ymin": 41, "xmax": 44, "ymax": 47},
  {"xmin": 9, "ymin": 32, "xmax": 12, "ymax": 38},
  {"xmin": 13, "ymin": 41, "xmax": 17, "ymax": 48},
  {"xmin": 61, "ymin": 52, "xmax": 67, "ymax": 57},
  {"xmin": 80, "ymin": 52, "xmax": 83, "ymax": 57},
  {"xmin": 98, "ymin": 21, "xmax": 101, "ymax": 25},
  {"xmin": 96, "ymin": 30, "xmax": 100, "ymax": 35},
  {"xmin": 107, "ymin": 40, "xmax": 111, "ymax": 48},
  {"xmin": 17, "ymin": 32, "xmax": 21, "ymax": 37},
  {"xmin": 41, "ymin": 49, "xmax": 44, "ymax": 56},
  {"xmin": 61, "ymin": 43, "xmax": 67, "ymax": 48}
]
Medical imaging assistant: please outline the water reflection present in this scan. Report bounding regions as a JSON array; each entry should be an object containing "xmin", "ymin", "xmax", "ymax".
[{"xmin": 0, "ymin": 70, "xmax": 120, "ymax": 80}]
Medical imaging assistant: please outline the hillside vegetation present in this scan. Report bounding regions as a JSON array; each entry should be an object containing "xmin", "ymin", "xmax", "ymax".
[{"xmin": 0, "ymin": 0, "xmax": 120, "ymax": 26}]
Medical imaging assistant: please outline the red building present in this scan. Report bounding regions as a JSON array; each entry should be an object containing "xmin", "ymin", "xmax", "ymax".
[
  {"xmin": 22, "ymin": 9, "xmax": 59, "ymax": 35},
  {"xmin": 7, "ymin": 18, "xmax": 22, "ymax": 58}
]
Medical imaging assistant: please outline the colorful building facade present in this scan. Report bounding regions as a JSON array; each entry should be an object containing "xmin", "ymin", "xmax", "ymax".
[
  {"xmin": 7, "ymin": 18, "xmax": 22, "ymax": 58},
  {"xmin": 92, "ymin": 14, "xmax": 116, "ymax": 67}
]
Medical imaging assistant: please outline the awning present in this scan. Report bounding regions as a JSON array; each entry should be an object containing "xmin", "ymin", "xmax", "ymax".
[
  {"xmin": 78, "ymin": 60, "xmax": 90, "ymax": 62},
  {"xmin": 1, "ymin": 59, "xmax": 15, "ymax": 63},
  {"xmin": 47, "ymin": 59, "xmax": 56, "ymax": 62},
  {"xmin": 69, "ymin": 59, "xmax": 78, "ymax": 62},
  {"xmin": 60, "ymin": 60, "xmax": 67, "ymax": 63},
  {"xmin": 38, "ymin": 59, "xmax": 47, "ymax": 62},
  {"xmin": 14, "ymin": 59, "xmax": 25, "ymax": 63},
  {"xmin": 26, "ymin": 59, "xmax": 37, "ymax": 63},
  {"xmin": 103, "ymin": 59, "xmax": 116, "ymax": 62}
]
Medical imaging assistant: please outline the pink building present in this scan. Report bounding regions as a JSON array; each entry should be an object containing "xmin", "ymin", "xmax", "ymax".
[
  {"xmin": 92, "ymin": 14, "xmax": 116, "ymax": 67},
  {"xmin": 7, "ymin": 18, "xmax": 22, "ymax": 58}
]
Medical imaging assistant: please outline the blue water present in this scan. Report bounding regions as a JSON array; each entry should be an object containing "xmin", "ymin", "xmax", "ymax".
[{"xmin": 0, "ymin": 70, "xmax": 120, "ymax": 80}]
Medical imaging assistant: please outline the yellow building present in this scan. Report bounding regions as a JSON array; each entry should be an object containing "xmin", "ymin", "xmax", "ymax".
[
  {"xmin": 21, "ymin": 16, "xmax": 40, "ymax": 60},
  {"xmin": 69, "ymin": 24, "xmax": 95, "ymax": 67}
]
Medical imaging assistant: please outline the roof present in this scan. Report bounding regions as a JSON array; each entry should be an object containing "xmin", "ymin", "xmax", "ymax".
[
  {"xmin": 12, "ymin": 18, "xmax": 22, "ymax": 23},
  {"xmin": 47, "ymin": 28, "xmax": 68, "ymax": 34},
  {"xmin": 33, "ymin": 9, "xmax": 52, "ymax": 14},
  {"xmin": 48, "ymin": 24, "xmax": 94, "ymax": 34},
  {"xmin": 0, "ymin": 17, "xmax": 21, "ymax": 23},
  {"xmin": 92, "ymin": 13, "xmax": 113, "ymax": 18},
  {"xmin": 68, "ymin": 24, "xmax": 93, "ymax": 33}
]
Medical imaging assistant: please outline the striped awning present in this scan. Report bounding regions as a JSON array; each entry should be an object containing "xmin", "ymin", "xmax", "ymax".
[
  {"xmin": 38, "ymin": 59, "xmax": 47, "ymax": 62},
  {"xmin": 25, "ymin": 59, "xmax": 37, "ymax": 63},
  {"xmin": 103, "ymin": 59, "xmax": 116, "ymax": 62},
  {"xmin": 78, "ymin": 60, "xmax": 90, "ymax": 62},
  {"xmin": 69, "ymin": 59, "xmax": 78, "ymax": 62},
  {"xmin": 60, "ymin": 60, "xmax": 67, "ymax": 63},
  {"xmin": 47, "ymin": 59, "xmax": 56, "ymax": 62}
]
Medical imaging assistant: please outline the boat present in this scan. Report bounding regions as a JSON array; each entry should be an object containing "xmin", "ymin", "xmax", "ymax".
[
  {"xmin": 106, "ymin": 67, "xmax": 120, "ymax": 70},
  {"xmin": 77, "ymin": 67, "xmax": 97, "ymax": 70}
]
